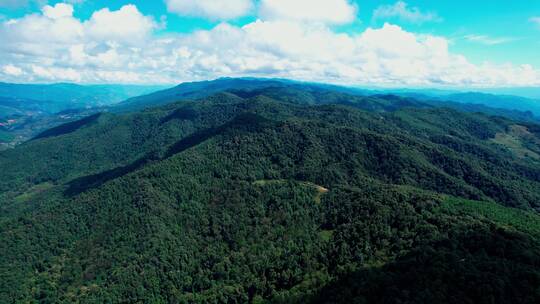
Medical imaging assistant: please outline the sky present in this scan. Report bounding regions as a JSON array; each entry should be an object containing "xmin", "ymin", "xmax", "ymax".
[{"xmin": 0, "ymin": 0, "xmax": 539, "ymax": 88}]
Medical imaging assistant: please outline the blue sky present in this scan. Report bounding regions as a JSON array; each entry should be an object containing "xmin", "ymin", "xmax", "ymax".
[{"xmin": 0, "ymin": 0, "xmax": 539, "ymax": 87}]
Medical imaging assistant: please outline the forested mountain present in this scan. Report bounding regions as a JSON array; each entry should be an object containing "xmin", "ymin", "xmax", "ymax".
[
  {"xmin": 2, "ymin": 78, "xmax": 537, "ymax": 151},
  {"xmin": 116, "ymin": 78, "xmax": 540, "ymax": 122},
  {"xmin": 116, "ymin": 78, "xmax": 296, "ymax": 111},
  {"xmin": 1, "ymin": 84, "xmax": 540, "ymax": 303}
]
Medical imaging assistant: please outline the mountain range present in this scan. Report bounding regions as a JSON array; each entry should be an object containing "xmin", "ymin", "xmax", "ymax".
[
  {"xmin": 2, "ymin": 79, "xmax": 540, "ymax": 150},
  {"xmin": 1, "ymin": 79, "xmax": 539, "ymax": 303},
  {"xmin": 0, "ymin": 82, "xmax": 169, "ymax": 114}
]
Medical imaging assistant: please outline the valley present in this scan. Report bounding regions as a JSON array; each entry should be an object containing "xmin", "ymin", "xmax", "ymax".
[{"xmin": 0, "ymin": 83, "xmax": 169, "ymax": 149}]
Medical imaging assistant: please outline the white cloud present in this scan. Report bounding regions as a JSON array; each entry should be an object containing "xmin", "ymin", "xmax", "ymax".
[
  {"xmin": 1, "ymin": 8, "xmax": 83, "ymax": 47},
  {"xmin": 31, "ymin": 65, "xmax": 81, "ymax": 82},
  {"xmin": 373, "ymin": 1, "xmax": 441, "ymax": 24},
  {"xmin": 0, "ymin": 4, "xmax": 539, "ymax": 87},
  {"xmin": 42, "ymin": 3, "xmax": 74, "ymax": 19},
  {"xmin": 259, "ymin": 0, "xmax": 357, "ymax": 24},
  {"xmin": 2, "ymin": 64, "xmax": 23, "ymax": 76},
  {"xmin": 165, "ymin": 0, "xmax": 253, "ymax": 20},
  {"xmin": 464, "ymin": 35, "xmax": 516, "ymax": 45},
  {"xmin": 0, "ymin": 4, "xmax": 163, "ymax": 83},
  {"xmin": 84, "ymin": 5, "xmax": 157, "ymax": 44},
  {"xmin": 153, "ymin": 21, "xmax": 540, "ymax": 87}
]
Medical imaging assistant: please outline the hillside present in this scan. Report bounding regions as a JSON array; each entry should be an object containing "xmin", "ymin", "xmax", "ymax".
[{"xmin": 1, "ymin": 87, "xmax": 540, "ymax": 303}]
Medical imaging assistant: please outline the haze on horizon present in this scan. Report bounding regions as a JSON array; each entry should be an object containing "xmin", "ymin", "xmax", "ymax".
[{"xmin": 0, "ymin": 0, "xmax": 539, "ymax": 88}]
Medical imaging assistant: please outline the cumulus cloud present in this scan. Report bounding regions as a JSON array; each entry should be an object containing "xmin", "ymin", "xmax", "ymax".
[
  {"xmin": 2, "ymin": 64, "xmax": 23, "ymax": 76},
  {"xmin": 373, "ymin": 1, "xmax": 441, "ymax": 24},
  {"xmin": 165, "ymin": 0, "xmax": 253, "ymax": 20},
  {"xmin": 42, "ymin": 3, "xmax": 74, "ymax": 19},
  {"xmin": 167, "ymin": 22, "xmax": 540, "ymax": 87},
  {"xmin": 0, "ymin": 3, "xmax": 162, "ymax": 83},
  {"xmin": 84, "ymin": 5, "xmax": 157, "ymax": 43},
  {"xmin": 1, "ymin": 5, "xmax": 83, "ymax": 48},
  {"xmin": 259, "ymin": 0, "xmax": 357, "ymax": 24},
  {"xmin": 0, "ymin": 3, "xmax": 539, "ymax": 87}
]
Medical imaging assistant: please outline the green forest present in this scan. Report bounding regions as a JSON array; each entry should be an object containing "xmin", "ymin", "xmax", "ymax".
[{"xmin": 1, "ymin": 84, "xmax": 540, "ymax": 303}]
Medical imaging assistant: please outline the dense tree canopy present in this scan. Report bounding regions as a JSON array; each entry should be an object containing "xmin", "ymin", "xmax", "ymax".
[{"xmin": 1, "ymin": 87, "xmax": 539, "ymax": 303}]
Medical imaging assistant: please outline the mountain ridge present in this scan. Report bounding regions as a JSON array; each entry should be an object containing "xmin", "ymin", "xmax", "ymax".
[{"xmin": 115, "ymin": 78, "xmax": 540, "ymax": 122}]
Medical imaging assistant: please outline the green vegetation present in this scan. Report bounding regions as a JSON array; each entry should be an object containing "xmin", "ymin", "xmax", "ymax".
[
  {"xmin": 491, "ymin": 124, "xmax": 540, "ymax": 160},
  {"xmin": 12, "ymin": 182, "xmax": 54, "ymax": 204},
  {"xmin": 1, "ymin": 84, "xmax": 540, "ymax": 303},
  {"xmin": 438, "ymin": 196, "xmax": 540, "ymax": 236}
]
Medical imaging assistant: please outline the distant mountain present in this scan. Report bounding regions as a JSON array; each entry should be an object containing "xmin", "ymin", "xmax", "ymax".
[
  {"xmin": 2, "ymin": 78, "xmax": 539, "ymax": 151},
  {"xmin": 387, "ymin": 93, "xmax": 537, "ymax": 122},
  {"xmin": 475, "ymin": 87, "xmax": 540, "ymax": 99},
  {"xmin": 0, "ymin": 83, "xmax": 169, "ymax": 148},
  {"xmin": 442, "ymin": 92, "xmax": 540, "ymax": 116},
  {"xmin": 115, "ymin": 78, "xmax": 540, "ymax": 123},
  {"xmin": 115, "ymin": 78, "xmax": 296, "ymax": 111},
  {"xmin": 0, "ymin": 82, "xmax": 169, "ymax": 113},
  {"xmin": 0, "ymin": 79, "xmax": 192, "ymax": 147},
  {"xmin": 383, "ymin": 89, "xmax": 540, "ymax": 118}
]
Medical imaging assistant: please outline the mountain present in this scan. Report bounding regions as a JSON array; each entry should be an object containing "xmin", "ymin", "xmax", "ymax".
[
  {"xmin": 393, "ymin": 93, "xmax": 539, "ymax": 122},
  {"xmin": 442, "ymin": 92, "xmax": 540, "ymax": 115},
  {"xmin": 0, "ymin": 83, "xmax": 169, "ymax": 149},
  {"xmin": 116, "ymin": 78, "xmax": 540, "ymax": 121},
  {"xmin": 386, "ymin": 89, "xmax": 540, "ymax": 118},
  {"xmin": 115, "ymin": 78, "xmax": 298, "ymax": 111},
  {"xmin": 470, "ymin": 87, "xmax": 540, "ymax": 100},
  {"xmin": 1, "ymin": 83, "xmax": 539, "ymax": 303},
  {"xmin": 2, "ymin": 78, "xmax": 537, "ymax": 151},
  {"xmin": 0, "ymin": 82, "xmax": 169, "ymax": 112}
]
